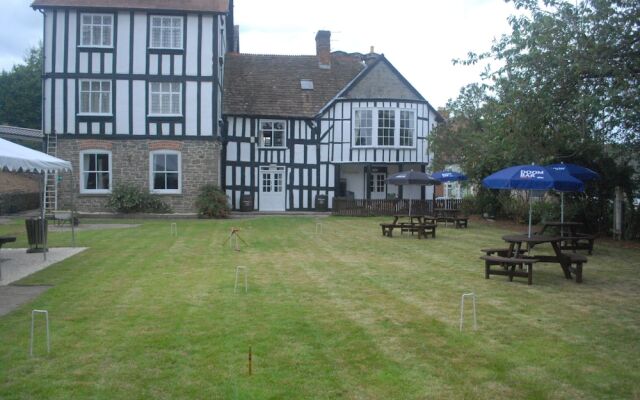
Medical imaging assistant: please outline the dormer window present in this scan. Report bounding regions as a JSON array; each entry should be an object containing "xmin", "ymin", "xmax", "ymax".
[
  {"xmin": 150, "ymin": 16, "xmax": 183, "ymax": 49},
  {"xmin": 80, "ymin": 14, "xmax": 113, "ymax": 48}
]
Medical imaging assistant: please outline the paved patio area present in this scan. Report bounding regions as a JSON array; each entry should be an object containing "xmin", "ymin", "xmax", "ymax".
[{"xmin": 0, "ymin": 247, "xmax": 87, "ymax": 285}]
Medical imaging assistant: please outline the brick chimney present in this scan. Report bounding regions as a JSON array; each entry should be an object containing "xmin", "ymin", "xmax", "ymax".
[{"xmin": 315, "ymin": 30, "xmax": 331, "ymax": 69}]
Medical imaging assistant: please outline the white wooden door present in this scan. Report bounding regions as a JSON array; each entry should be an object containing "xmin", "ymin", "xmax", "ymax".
[
  {"xmin": 368, "ymin": 172, "xmax": 387, "ymax": 200},
  {"xmin": 259, "ymin": 166, "xmax": 286, "ymax": 211}
]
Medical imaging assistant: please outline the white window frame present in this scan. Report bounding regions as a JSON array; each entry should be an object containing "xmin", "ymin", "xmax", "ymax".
[
  {"xmin": 368, "ymin": 172, "xmax": 386, "ymax": 194},
  {"xmin": 149, "ymin": 150, "xmax": 182, "ymax": 194},
  {"xmin": 354, "ymin": 109, "xmax": 373, "ymax": 146},
  {"xmin": 259, "ymin": 120, "xmax": 287, "ymax": 148},
  {"xmin": 149, "ymin": 16, "xmax": 184, "ymax": 50},
  {"xmin": 399, "ymin": 110, "xmax": 415, "ymax": 147},
  {"xmin": 353, "ymin": 108, "xmax": 417, "ymax": 149},
  {"xmin": 79, "ymin": 13, "xmax": 114, "ymax": 48},
  {"xmin": 79, "ymin": 150, "xmax": 112, "ymax": 194},
  {"xmin": 148, "ymin": 82, "xmax": 183, "ymax": 117},
  {"xmin": 78, "ymin": 80, "xmax": 112, "ymax": 116}
]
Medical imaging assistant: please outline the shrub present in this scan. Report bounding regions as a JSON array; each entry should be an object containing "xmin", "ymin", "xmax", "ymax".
[
  {"xmin": 196, "ymin": 184, "xmax": 230, "ymax": 218},
  {"xmin": 107, "ymin": 184, "xmax": 172, "ymax": 214}
]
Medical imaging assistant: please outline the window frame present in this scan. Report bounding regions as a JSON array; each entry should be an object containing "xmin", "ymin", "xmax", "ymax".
[
  {"xmin": 79, "ymin": 150, "xmax": 112, "ymax": 194},
  {"xmin": 368, "ymin": 172, "xmax": 387, "ymax": 194},
  {"xmin": 149, "ymin": 150, "xmax": 182, "ymax": 194},
  {"xmin": 149, "ymin": 15, "xmax": 184, "ymax": 50},
  {"xmin": 78, "ymin": 79, "xmax": 112, "ymax": 116},
  {"xmin": 79, "ymin": 13, "xmax": 114, "ymax": 48},
  {"xmin": 258, "ymin": 120, "xmax": 287, "ymax": 149},
  {"xmin": 354, "ymin": 109, "xmax": 373, "ymax": 146},
  {"xmin": 399, "ymin": 110, "xmax": 415, "ymax": 147},
  {"xmin": 148, "ymin": 82, "xmax": 183, "ymax": 117},
  {"xmin": 353, "ymin": 108, "xmax": 417, "ymax": 149}
]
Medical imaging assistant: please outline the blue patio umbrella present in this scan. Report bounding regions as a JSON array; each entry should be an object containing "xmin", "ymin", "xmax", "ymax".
[
  {"xmin": 483, "ymin": 164, "xmax": 584, "ymax": 237},
  {"xmin": 546, "ymin": 163, "xmax": 600, "ymax": 225},
  {"xmin": 546, "ymin": 163, "xmax": 600, "ymax": 182},
  {"xmin": 431, "ymin": 170, "xmax": 468, "ymax": 182}
]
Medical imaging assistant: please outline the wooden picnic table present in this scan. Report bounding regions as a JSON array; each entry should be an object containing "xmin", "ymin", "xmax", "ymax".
[
  {"xmin": 0, "ymin": 236, "xmax": 17, "ymax": 270},
  {"xmin": 381, "ymin": 215, "xmax": 437, "ymax": 239},
  {"xmin": 538, "ymin": 221, "xmax": 595, "ymax": 255},
  {"xmin": 539, "ymin": 221, "xmax": 583, "ymax": 236},
  {"xmin": 501, "ymin": 234, "xmax": 586, "ymax": 282},
  {"xmin": 0, "ymin": 236, "xmax": 16, "ymax": 250},
  {"xmin": 433, "ymin": 208, "xmax": 459, "ymax": 218},
  {"xmin": 432, "ymin": 208, "xmax": 468, "ymax": 228},
  {"xmin": 391, "ymin": 215, "xmax": 436, "ymax": 225}
]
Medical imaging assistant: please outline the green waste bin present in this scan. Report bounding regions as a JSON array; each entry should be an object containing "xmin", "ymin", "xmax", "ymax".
[
  {"xmin": 240, "ymin": 194, "xmax": 254, "ymax": 212},
  {"xmin": 315, "ymin": 194, "xmax": 328, "ymax": 211},
  {"xmin": 25, "ymin": 218, "xmax": 48, "ymax": 253}
]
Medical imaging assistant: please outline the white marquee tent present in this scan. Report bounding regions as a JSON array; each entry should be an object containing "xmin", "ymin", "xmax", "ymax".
[{"xmin": 0, "ymin": 138, "xmax": 72, "ymax": 260}]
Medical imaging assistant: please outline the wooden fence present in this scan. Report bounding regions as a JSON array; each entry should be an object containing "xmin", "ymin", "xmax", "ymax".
[{"xmin": 332, "ymin": 198, "xmax": 465, "ymax": 217}]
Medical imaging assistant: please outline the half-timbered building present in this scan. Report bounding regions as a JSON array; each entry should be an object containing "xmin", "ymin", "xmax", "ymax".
[
  {"xmin": 223, "ymin": 31, "xmax": 443, "ymax": 211},
  {"xmin": 32, "ymin": 0, "xmax": 233, "ymax": 212}
]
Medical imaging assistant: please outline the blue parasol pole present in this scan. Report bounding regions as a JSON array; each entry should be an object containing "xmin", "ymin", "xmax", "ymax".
[{"xmin": 528, "ymin": 190, "xmax": 533, "ymax": 238}]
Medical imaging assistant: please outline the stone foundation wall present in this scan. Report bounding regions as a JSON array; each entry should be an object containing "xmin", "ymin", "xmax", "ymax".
[{"xmin": 55, "ymin": 138, "xmax": 221, "ymax": 213}]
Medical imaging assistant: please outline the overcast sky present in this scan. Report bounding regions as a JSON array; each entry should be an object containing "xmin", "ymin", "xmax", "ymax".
[{"xmin": 0, "ymin": 0, "xmax": 519, "ymax": 108}]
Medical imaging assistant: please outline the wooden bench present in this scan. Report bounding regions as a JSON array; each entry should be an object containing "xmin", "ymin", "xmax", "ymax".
[
  {"xmin": 0, "ymin": 236, "xmax": 16, "ymax": 250},
  {"xmin": 380, "ymin": 223, "xmax": 436, "ymax": 239},
  {"xmin": 399, "ymin": 223, "xmax": 436, "ymax": 239},
  {"xmin": 562, "ymin": 252, "xmax": 587, "ymax": 283},
  {"xmin": 416, "ymin": 224, "xmax": 437, "ymax": 239},
  {"xmin": 454, "ymin": 218, "xmax": 468, "ymax": 228},
  {"xmin": 480, "ymin": 255, "xmax": 538, "ymax": 285},
  {"xmin": 380, "ymin": 223, "xmax": 396, "ymax": 237},
  {"xmin": 481, "ymin": 247, "xmax": 528, "ymax": 257},
  {"xmin": 560, "ymin": 234, "xmax": 595, "ymax": 255}
]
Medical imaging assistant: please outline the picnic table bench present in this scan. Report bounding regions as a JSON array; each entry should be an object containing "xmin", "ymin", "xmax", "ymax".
[
  {"xmin": 480, "ymin": 254, "xmax": 538, "ymax": 285},
  {"xmin": 380, "ymin": 222, "xmax": 437, "ymax": 239},
  {"xmin": 538, "ymin": 222, "xmax": 595, "ymax": 255},
  {"xmin": 0, "ymin": 236, "xmax": 17, "ymax": 271},
  {"xmin": 0, "ymin": 236, "xmax": 16, "ymax": 250},
  {"xmin": 485, "ymin": 234, "xmax": 588, "ymax": 284}
]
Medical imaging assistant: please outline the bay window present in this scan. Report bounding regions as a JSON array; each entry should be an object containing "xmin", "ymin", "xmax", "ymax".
[{"xmin": 353, "ymin": 108, "xmax": 416, "ymax": 148}]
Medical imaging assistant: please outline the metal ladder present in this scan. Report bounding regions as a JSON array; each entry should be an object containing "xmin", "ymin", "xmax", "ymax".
[{"xmin": 44, "ymin": 133, "xmax": 58, "ymax": 213}]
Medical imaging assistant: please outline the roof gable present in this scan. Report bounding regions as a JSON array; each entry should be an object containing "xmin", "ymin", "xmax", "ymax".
[
  {"xmin": 31, "ymin": 0, "xmax": 229, "ymax": 13},
  {"xmin": 342, "ymin": 57, "xmax": 424, "ymax": 101}
]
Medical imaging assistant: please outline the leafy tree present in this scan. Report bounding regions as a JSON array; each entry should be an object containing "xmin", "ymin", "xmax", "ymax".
[
  {"xmin": 432, "ymin": 0, "xmax": 639, "ymax": 234},
  {"xmin": 0, "ymin": 45, "xmax": 42, "ymax": 129}
]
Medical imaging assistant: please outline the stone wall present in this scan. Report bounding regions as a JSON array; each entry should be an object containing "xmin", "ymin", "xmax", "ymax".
[{"xmin": 55, "ymin": 138, "xmax": 221, "ymax": 213}]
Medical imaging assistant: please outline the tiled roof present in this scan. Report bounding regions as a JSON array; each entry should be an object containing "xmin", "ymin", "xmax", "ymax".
[
  {"xmin": 223, "ymin": 53, "xmax": 366, "ymax": 118},
  {"xmin": 0, "ymin": 125, "xmax": 43, "ymax": 139},
  {"xmin": 31, "ymin": 0, "xmax": 229, "ymax": 13}
]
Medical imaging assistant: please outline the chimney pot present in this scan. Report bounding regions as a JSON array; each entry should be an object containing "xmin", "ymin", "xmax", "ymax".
[{"xmin": 315, "ymin": 30, "xmax": 331, "ymax": 69}]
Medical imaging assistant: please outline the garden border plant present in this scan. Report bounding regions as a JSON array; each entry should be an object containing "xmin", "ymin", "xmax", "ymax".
[{"xmin": 107, "ymin": 184, "xmax": 172, "ymax": 214}]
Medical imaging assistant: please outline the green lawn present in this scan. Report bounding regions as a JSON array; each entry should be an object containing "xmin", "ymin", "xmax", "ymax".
[{"xmin": 0, "ymin": 216, "xmax": 639, "ymax": 399}]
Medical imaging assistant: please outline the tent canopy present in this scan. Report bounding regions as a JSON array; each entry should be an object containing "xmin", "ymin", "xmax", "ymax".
[{"xmin": 0, "ymin": 138, "xmax": 71, "ymax": 173}]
